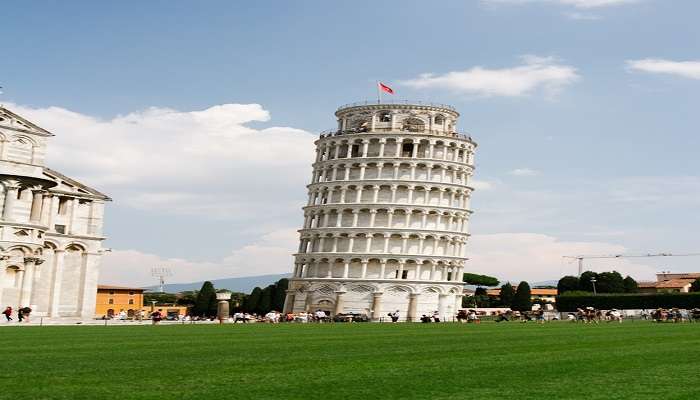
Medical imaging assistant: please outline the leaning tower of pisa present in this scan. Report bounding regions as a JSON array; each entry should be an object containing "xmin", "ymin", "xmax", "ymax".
[{"xmin": 283, "ymin": 101, "xmax": 476, "ymax": 321}]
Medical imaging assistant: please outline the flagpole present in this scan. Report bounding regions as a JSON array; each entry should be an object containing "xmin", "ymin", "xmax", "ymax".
[{"xmin": 376, "ymin": 81, "xmax": 381, "ymax": 104}]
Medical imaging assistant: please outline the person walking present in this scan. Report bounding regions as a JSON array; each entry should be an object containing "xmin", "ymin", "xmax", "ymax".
[
  {"xmin": 17, "ymin": 306, "xmax": 24, "ymax": 323},
  {"xmin": 151, "ymin": 309, "xmax": 163, "ymax": 325},
  {"xmin": 2, "ymin": 306, "xmax": 12, "ymax": 322}
]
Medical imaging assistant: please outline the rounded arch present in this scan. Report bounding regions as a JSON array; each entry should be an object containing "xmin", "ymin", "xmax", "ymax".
[
  {"xmin": 65, "ymin": 242, "xmax": 87, "ymax": 252},
  {"xmin": 402, "ymin": 117, "xmax": 426, "ymax": 132}
]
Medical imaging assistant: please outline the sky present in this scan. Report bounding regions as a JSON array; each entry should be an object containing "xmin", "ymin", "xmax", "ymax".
[{"xmin": 2, "ymin": 0, "xmax": 699, "ymax": 286}]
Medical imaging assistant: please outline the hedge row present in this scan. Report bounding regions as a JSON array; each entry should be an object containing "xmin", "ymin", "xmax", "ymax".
[{"xmin": 556, "ymin": 292, "xmax": 700, "ymax": 311}]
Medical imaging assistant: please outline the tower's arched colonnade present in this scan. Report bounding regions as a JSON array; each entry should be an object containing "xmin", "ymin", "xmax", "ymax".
[{"xmin": 284, "ymin": 103, "xmax": 476, "ymax": 321}]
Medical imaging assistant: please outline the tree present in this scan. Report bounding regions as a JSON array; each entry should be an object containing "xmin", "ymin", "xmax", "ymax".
[
  {"xmin": 623, "ymin": 276, "xmax": 639, "ymax": 293},
  {"xmin": 474, "ymin": 287, "xmax": 487, "ymax": 296},
  {"xmin": 690, "ymin": 278, "xmax": 700, "ymax": 293},
  {"xmin": 258, "ymin": 286, "xmax": 274, "ymax": 314},
  {"xmin": 557, "ymin": 276, "xmax": 580, "ymax": 294},
  {"xmin": 246, "ymin": 287, "xmax": 263, "ymax": 314},
  {"xmin": 462, "ymin": 273, "xmax": 499, "ymax": 287},
  {"xmin": 143, "ymin": 292, "xmax": 177, "ymax": 305},
  {"xmin": 499, "ymin": 282, "xmax": 515, "ymax": 307},
  {"xmin": 176, "ymin": 291, "xmax": 197, "ymax": 307},
  {"xmin": 192, "ymin": 281, "xmax": 217, "ymax": 317},
  {"xmin": 579, "ymin": 271, "xmax": 598, "ymax": 292},
  {"xmin": 511, "ymin": 281, "xmax": 532, "ymax": 311},
  {"xmin": 596, "ymin": 271, "xmax": 625, "ymax": 293},
  {"xmin": 272, "ymin": 278, "xmax": 289, "ymax": 311}
]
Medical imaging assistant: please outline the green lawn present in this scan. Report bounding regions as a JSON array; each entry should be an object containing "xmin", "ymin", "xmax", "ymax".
[{"xmin": 3, "ymin": 321, "xmax": 699, "ymax": 399}]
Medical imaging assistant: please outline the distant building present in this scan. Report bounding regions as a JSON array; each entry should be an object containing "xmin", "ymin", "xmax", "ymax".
[
  {"xmin": 0, "ymin": 107, "xmax": 110, "ymax": 319},
  {"xmin": 486, "ymin": 288, "xmax": 558, "ymax": 303},
  {"xmin": 638, "ymin": 273, "xmax": 700, "ymax": 294},
  {"xmin": 95, "ymin": 285, "xmax": 188, "ymax": 319},
  {"xmin": 96, "ymin": 285, "xmax": 144, "ymax": 318}
]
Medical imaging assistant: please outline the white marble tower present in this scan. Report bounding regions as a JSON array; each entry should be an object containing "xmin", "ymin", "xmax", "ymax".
[{"xmin": 284, "ymin": 102, "xmax": 476, "ymax": 321}]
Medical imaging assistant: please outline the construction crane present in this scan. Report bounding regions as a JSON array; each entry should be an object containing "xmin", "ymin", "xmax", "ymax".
[{"xmin": 563, "ymin": 253, "xmax": 700, "ymax": 276}]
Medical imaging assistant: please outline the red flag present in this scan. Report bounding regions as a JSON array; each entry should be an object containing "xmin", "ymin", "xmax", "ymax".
[{"xmin": 378, "ymin": 82, "xmax": 394, "ymax": 94}]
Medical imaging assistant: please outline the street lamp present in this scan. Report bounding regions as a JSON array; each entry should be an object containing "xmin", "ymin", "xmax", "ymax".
[{"xmin": 590, "ymin": 278, "xmax": 597, "ymax": 295}]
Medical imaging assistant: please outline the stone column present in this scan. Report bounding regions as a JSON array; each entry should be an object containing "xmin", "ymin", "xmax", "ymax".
[
  {"xmin": 343, "ymin": 261, "xmax": 350, "ymax": 278},
  {"xmin": 216, "ymin": 291, "xmax": 232, "ymax": 323},
  {"xmin": 371, "ymin": 292, "xmax": 383, "ymax": 321},
  {"xmin": 304, "ymin": 290, "xmax": 313, "ymax": 312},
  {"xmin": 68, "ymin": 198, "xmax": 79, "ymax": 235},
  {"xmin": 361, "ymin": 260, "xmax": 368, "ymax": 278},
  {"xmin": 334, "ymin": 291, "xmax": 346, "ymax": 315},
  {"xmin": 49, "ymin": 250, "xmax": 65, "ymax": 317},
  {"xmin": 2, "ymin": 181, "xmax": 20, "ymax": 221},
  {"xmin": 407, "ymin": 293, "xmax": 420, "ymax": 322},
  {"xmin": 19, "ymin": 257, "xmax": 40, "ymax": 307},
  {"xmin": 438, "ymin": 293, "xmax": 449, "ymax": 321},
  {"xmin": 29, "ymin": 189, "xmax": 44, "ymax": 223},
  {"xmin": 379, "ymin": 260, "xmax": 387, "ymax": 279},
  {"xmin": 283, "ymin": 290, "xmax": 296, "ymax": 313}
]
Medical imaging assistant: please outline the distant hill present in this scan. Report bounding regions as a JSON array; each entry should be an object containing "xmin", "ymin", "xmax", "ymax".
[{"xmin": 145, "ymin": 273, "xmax": 291, "ymax": 294}]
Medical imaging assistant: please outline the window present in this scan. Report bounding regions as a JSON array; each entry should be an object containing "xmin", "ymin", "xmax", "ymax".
[
  {"xmin": 402, "ymin": 270, "xmax": 408, "ymax": 280},
  {"xmin": 447, "ymin": 272, "xmax": 452, "ymax": 281},
  {"xmin": 54, "ymin": 225, "xmax": 66, "ymax": 234},
  {"xmin": 351, "ymin": 144, "xmax": 360, "ymax": 157},
  {"xmin": 402, "ymin": 143, "xmax": 414, "ymax": 157},
  {"xmin": 128, "ymin": 299, "xmax": 134, "ymax": 305},
  {"xmin": 434, "ymin": 115, "xmax": 445, "ymax": 125},
  {"xmin": 129, "ymin": 291, "xmax": 135, "ymax": 296},
  {"xmin": 108, "ymin": 299, "xmax": 114, "ymax": 304},
  {"xmin": 379, "ymin": 112, "xmax": 391, "ymax": 122}
]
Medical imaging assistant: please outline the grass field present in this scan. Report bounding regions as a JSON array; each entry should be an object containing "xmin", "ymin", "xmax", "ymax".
[{"xmin": 3, "ymin": 321, "xmax": 700, "ymax": 399}]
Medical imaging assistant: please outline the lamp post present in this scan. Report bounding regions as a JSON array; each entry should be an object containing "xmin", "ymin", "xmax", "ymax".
[
  {"xmin": 590, "ymin": 278, "xmax": 597, "ymax": 295},
  {"xmin": 216, "ymin": 290, "xmax": 232, "ymax": 324}
]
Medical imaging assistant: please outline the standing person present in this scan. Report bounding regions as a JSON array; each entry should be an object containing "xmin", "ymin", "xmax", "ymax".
[
  {"xmin": 21, "ymin": 307, "xmax": 31, "ymax": 323},
  {"xmin": 390, "ymin": 310, "xmax": 400, "ymax": 323},
  {"xmin": 17, "ymin": 306, "xmax": 24, "ymax": 323},
  {"xmin": 432, "ymin": 311, "xmax": 441, "ymax": 323},
  {"xmin": 2, "ymin": 306, "xmax": 12, "ymax": 322},
  {"xmin": 151, "ymin": 309, "xmax": 163, "ymax": 325}
]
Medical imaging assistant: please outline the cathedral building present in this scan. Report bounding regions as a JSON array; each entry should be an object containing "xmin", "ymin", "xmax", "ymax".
[
  {"xmin": 0, "ymin": 106, "xmax": 110, "ymax": 319},
  {"xmin": 284, "ymin": 102, "xmax": 476, "ymax": 321}
]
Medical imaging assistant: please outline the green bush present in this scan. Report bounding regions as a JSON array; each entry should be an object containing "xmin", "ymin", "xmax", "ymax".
[{"xmin": 556, "ymin": 292, "xmax": 700, "ymax": 311}]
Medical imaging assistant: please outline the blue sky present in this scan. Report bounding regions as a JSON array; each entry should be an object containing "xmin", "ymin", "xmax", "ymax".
[{"xmin": 2, "ymin": 0, "xmax": 699, "ymax": 285}]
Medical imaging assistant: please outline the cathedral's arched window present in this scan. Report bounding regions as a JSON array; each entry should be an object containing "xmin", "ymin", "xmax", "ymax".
[
  {"xmin": 434, "ymin": 114, "xmax": 445, "ymax": 125},
  {"xmin": 378, "ymin": 112, "xmax": 391, "ymax": 122}
]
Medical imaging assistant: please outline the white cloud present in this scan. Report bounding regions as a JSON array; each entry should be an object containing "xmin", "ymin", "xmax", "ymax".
[
  {"xmin": 626, "ymin": 59, "xmax": 700, "ymax": 80},
  {"xmin": 509, "ymin": 168, "xmax": 539, "ymax": 176},
  {"xmin": 470, "ymin": 179, "xmax": 496, "ymax": 190},
  {"xmin": 564, "ymin": 11, "xmax": 602, "ymax": 20},
  {"xmin": 100, "ymin": 228, "xmax": 299, "ymax": 286},
  {"xmin": 401, "ymin": 55, "xmax": 579, "ymax": 97},
  {"xmin": 8, "ymin": 103, "xmax": 316, "ymax": 220},
  {"xmin": 467, "ymin": 233, "xmax": 657, "ymax": 282},
  {"xmin": 482, "ymin": 0, "xmax": 640, "ymax": 9}
]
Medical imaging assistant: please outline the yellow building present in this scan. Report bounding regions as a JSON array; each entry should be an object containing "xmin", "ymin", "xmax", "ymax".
[
  {"xmin": 486, "ymin": 288, "xmax": 558, "ymax": 303},
  {"xmin": 95, "ymin": 285, "xmax": 145, "ymax": 318}
]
